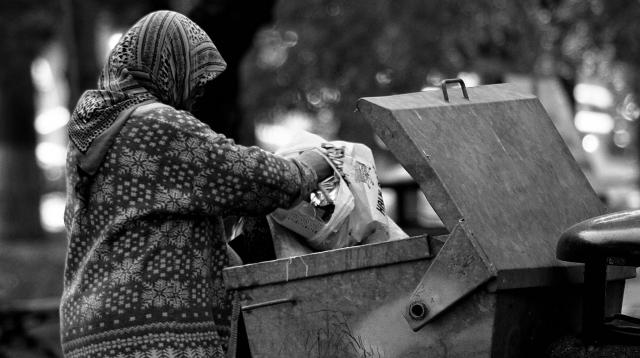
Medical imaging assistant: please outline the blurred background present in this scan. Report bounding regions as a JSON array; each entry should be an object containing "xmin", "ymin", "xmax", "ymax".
[{"xmin": 2, "ymin": 0, "xmax": 640, "ymax": 356}]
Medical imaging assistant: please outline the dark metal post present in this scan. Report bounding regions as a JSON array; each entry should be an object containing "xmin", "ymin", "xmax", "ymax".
[{"xmin": 582, "ymin": 258, "xmax": 607, "ymax": 343}]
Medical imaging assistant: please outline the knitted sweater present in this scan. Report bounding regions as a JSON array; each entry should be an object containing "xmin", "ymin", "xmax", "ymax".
[{"xmin": 61, "ymin": 107, "xmax": 314, "ymax": 358}]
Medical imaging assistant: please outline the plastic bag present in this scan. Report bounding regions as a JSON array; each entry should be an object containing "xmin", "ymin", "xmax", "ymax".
[
  {"xmin": 333, "ymin": 141, "xmax": 390, "ymax": 245},
  {"xmin": 269, "ymin": 131, "xmax": 407, "ymax": 257},
  {"xmin": 271, "ymin": 168, "xmax": 355, "ymax": 251},
  {"xmin": 266, "ymin": 217, "xmax": 313, "ymax": 258}
]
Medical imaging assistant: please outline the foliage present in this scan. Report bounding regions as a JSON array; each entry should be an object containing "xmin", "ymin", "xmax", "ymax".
[
  {"xmin": 241, "ymin": 0, "xmax": 640, "ymax": 149},
  {"xmin": 0, "ymin": 0, "xmax": 61, "ymax": 59},
  {"xmin": 241, "ymin": 0, "xmax": 548, "ymax": 147},
  {"xmin": 0, "ymin": 0, "xmax": 60, "ymax": 146}
]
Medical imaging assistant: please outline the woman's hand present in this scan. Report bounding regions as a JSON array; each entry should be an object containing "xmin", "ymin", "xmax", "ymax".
[{"xmin": 295, "ymin": 150, "xmax": 333, "ymax": 182}]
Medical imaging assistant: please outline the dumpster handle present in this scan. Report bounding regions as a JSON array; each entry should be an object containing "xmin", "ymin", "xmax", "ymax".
[
  {"xmin": 440, "ymin": 78, "xmax": 469, "ymax": 102},
  {"xmin": 241, "ymin": 296, "xmax": 296, "ymax": 312}
]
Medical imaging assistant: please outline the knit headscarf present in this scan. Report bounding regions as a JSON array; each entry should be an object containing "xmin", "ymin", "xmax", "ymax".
[{"xmin": 68, "ymin": 10, "xmax": 226, "ymax": 153}]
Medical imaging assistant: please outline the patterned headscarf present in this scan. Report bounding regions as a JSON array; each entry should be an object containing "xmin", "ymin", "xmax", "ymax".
[{"xmin": 69, "ymin": 10, "xmax": 226, "ymax": 153}]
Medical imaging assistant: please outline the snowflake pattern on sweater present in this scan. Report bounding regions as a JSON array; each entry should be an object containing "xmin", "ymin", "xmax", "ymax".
[{"xmin": 62, "ymin": 107, "xmax": 314, "ymax": 358}]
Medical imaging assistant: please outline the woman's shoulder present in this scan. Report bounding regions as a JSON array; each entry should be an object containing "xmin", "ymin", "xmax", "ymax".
[{"xmin": 128, "ymin": 104, "xmax": 214, "ymax": 138}]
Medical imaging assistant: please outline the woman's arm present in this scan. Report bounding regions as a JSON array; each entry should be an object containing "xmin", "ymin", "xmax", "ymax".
[{"xmin": 121, "ymin": 108, "xmax": 327, "ymax": 217}]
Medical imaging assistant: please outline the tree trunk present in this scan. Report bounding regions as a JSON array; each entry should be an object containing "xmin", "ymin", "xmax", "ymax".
[
  {"xmin": 0, "ymin": 43, "xmax": 43, "ymax": 240},
  {"xmin": 189, "ymin": 0, "xmax": 277, "ymax": 145},
  {"xmin": 0, "ymin": 1, "xmax": 60, "ymax": 240},
  {"xmin": 64, "ymin": 0, "xmax": 100, "ymax": 107}
]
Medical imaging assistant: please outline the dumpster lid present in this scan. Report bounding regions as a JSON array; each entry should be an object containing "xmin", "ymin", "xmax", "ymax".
[
  {"xmin": 357, "ymin": 82, "xmax": 607, "ymax": 280},
  {"xmin": 357, "ymin": 82, "xmax": 637, "ymax": 330}
]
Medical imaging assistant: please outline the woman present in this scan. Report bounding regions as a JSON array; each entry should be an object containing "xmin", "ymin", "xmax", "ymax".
[{"xmin": 61, "ymin": 10, "xmax": 330, "ymax": 358}]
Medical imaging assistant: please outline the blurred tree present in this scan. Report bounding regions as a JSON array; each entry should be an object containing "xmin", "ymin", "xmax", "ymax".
[
  {"xmin": 241, "ymin": 0, "xmax": 552, "ymax": 151},
  {"xmin": 63, "ymin": 0, "xmax": 100, "ymax": 108},
  {"xmin": 189, "ymin": 0, "xmax": 278, "ymax": 145},
  {"xmin": 0, "ymin": 0, "xmax": 60, "ymax": 240},
  {"xmin": 0, "ymin": 0, "xmax": 168, "ymax": 241},
  {"xmin": 239, "ymin": 0, "xmax": 640, "ymax": 191},
  {"xmin": 65, "ymin": 0, "xmax": 172, "ymax": 107},
  {"xmin": 540, "ymin": 0, "xmax": 640, "ymax": 180},
  {"xmin": 101, "ymin": 0, "xmax": 172, "ymax": 28},
  {"xmin": 580, "ymin": 1, "xmax": 640, "ymax": 161}
]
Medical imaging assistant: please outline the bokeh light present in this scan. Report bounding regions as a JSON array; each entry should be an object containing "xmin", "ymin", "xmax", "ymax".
[
  {"xmin": 35, "ymin": 106, "xmax": 70, "ymax": 135},
  {"xmin": 40, "ymin": 191, "xmax": 66, "ymax": 233},
  {"xmin": 582, "ymin": 134, "xmax": 600, "ymax": 153},
  {"xmin": 574, "ymin": 110, "xmax": 614, "ymax": 134},
  {"xmin": 107, "ymin": 32, "xmax": 123, "ymax": 53}
]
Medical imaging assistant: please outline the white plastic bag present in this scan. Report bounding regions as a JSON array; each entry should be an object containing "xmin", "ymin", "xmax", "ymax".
[
  {"xmin": 270, "ymin": 171, "xmax": 354, "ymax": 251},
  {"xmin": 333, "ymin": 141, "xmax": 390, "ymax": 245},
  {"xmin": 269, "ymin": 131, "xmax": 407, "ymax": 257}
]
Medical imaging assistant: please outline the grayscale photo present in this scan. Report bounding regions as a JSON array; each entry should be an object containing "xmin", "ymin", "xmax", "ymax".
[{"xmin": 0, "ymin": 1, "xmax": 639, "ymax": 357}]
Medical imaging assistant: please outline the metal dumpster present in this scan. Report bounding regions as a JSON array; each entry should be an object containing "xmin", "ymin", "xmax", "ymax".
[{"xmin": 223, "ymin": 81, "xmax": 635, "ymax": 357}]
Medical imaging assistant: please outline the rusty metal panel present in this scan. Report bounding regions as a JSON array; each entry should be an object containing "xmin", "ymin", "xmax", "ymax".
[
  {"xmin": 235, "ymin": 254, "xmax": 496, "ymax": 358},
  {"xmin": 224, "ymin": 235, "xmax": 433, "ymax": 290},
  {"xmin": 404, "ymin": 221, "xmax": 494, "ymax": 331}
]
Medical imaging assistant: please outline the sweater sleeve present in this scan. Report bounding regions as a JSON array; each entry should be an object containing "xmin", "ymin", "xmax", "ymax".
[{"xmin": 119, "ymin": 108, "xmax": 317, "ymax": 217}]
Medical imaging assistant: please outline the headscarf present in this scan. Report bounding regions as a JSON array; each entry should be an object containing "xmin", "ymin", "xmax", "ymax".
[{"xmin": 68, "ymin": 10, "xmax": 226, "ymax": 154}]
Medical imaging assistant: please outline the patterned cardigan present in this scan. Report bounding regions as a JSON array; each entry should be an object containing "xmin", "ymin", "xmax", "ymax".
[{"xmin": 61, "ymin": 106, "xmax": 315, "ymax": 358}]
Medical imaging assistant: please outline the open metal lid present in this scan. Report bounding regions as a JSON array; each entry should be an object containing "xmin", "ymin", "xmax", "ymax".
[{"xmin": 357, "ymin": 80, "xmax": 632, "ymax": 330}]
